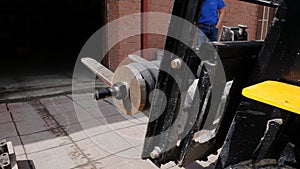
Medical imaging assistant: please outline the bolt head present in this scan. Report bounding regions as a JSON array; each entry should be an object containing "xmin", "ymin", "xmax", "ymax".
[
  {"xmin": 171, "ymin": 58, "xmax": 182, "ymax": 69},
  {"xmin": 150, "ymin": 150, "xmax": 160, "ymax": 159},
  {"xmin": 150, "ymin": 146, "xmax": 162, "ymax": 159}
]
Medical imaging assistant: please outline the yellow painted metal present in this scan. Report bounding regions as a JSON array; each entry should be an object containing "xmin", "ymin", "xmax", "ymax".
[{"xmin": 242, "ymin": 80, "xmax": 300, "ymax": 114}]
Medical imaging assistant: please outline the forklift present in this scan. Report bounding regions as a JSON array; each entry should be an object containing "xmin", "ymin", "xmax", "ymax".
[{"xmin": 82, "ymin": 0, "xmax": 300, "ymax": 168}]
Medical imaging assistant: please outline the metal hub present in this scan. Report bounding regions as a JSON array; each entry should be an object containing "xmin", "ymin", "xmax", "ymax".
[{"xmin": 112, "ymin": 64, "xmax": 147, "ymax": 115}]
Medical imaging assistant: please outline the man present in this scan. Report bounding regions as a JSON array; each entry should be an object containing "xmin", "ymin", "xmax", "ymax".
[{"xmin": 198, "ymin": 0, "xmax": 226, "ymax": 46}]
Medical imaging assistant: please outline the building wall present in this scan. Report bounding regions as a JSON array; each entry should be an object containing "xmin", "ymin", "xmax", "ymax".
[
  {"xmin": 105, "ymin": 0, "xmax": 260, "ymax": 70},
  {"xmin": 145, "ymin": 0, "xmax": 173, "ymax": 60},
  {"xmin": 223, "ymin": 0, "xmax": 260, "ymax": 40},
  {"xmin": 106, "ymin": 0, "xmax": 142, "ymax": 70}
]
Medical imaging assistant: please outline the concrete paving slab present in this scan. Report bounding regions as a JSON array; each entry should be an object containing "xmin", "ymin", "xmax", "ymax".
[
  {"xmin": 63, "ymin": 123, "xmax": 88, "ymax": 142},
  {"xmin": 160, "ymin": 162, "xmax": 179, "ymax": 169},
  {"xmin": 207, "ymin": 153, "xmax": 219, "ymax": 164},
  {"xmin": 74, "ymin": 105, "xmax": 98, "ymax": 121},
  {"xmin": 8, "ymin": 101, "xmax": 59, "ymax": 135},
  {"xmin": 0, "ymin": 103, "xmax": 7, "ymax": 112},
  {"xmin": 7, "ymin": 102, "xmax": 35, "ymax": 111},
  {"xmin": 72, "ymin": 164, "xmax": 98, "ymax": 169},
  {"xmin": 53, "ymin": 106, "xmax": 95, "ymax": 127},
  {"xmin": 8, "ymin": 102, "xmax": 41, "ymax": 122},
  {"xmin": 97, "ymin": 105, "xmax": 121, "ymax": 118},
  {"xmin": 74, "ymin": 138, "xmax": 111, "ymax": 161},
  {"xmin": 40, "ymin": 96, "xmax": 72, "ymax": 107},
  {"xmin": 75, "ymin": 99, "xmax": 100, "ymax": 109},
  {"xmin": 83, "ymin": 107, "xmax": 104, "ymax": 118},
  {"xmin": 16, "ymin": 154, "xmax": 28, "ymax": 161},
  {"xmin": 90, "ymin": 131, "xmax": 133, "ymax": 155},
  {"xmin": 135, "ymin": 145, "xmax": 144, "ymax": 153},
  {"xmin": 117, "ymin": 147, "xmax": 142, "ymax": 158},
  {"xmin": 21, "ymin": 130, "xmax": 71, "ymax": 154},
  {"xmin": 97, "ymin": 98, "xmax": 114, "ymax": 107},
  {"xmin": 8, "ymin": 136, "xmax": 26, "ymax": 155},
  {"xmin": 92, "ymin": 154, "xmax": 159, "ymax": 169},
  {"xmin": 0, "ymin": 122, "xmax": 18, "ymax": 139},
  {"xmin": 1, "ymin": 93, "xmax": 219, "ymax": 169},
  {"xmin": 186, "ymin": 161, "xmax": 215, "ymax": 169},
  {"xmin": 64, "ymin": 118, "xmax": 112, "ymax": 142},
  {"xmin": 104, "ymin": 115, "xmax": 142, "ymax": 130},
  {"xmin": 27, "ymin": 143, "xmax": 89, "ymax": 169},
  {"xmin": 132, "ymin": 113, "xmax": 149, "ymax": 123},
  {"xmin": 116, "ymin": 124, "xmax": 147, "ymax": 147},
  {"xmin": 42, "ymin": 101, "xmax": 76, "ymax": 116},
  {"xmin": 68, "ymin": 94, "xmax": 93, "ymax": 101},
  {"xmin": 0, "ymin": 111, "xmax": 12, "ymax": 124},
  {"xmin": 15, "ymin": 117, "xmax": 56, "ymax": 135}
]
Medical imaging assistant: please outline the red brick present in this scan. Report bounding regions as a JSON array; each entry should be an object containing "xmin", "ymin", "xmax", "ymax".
[
  {"xmin": 107, "ymin": 0, "xmax": 260, "ymax": 68},
  {"xmin": 117, "ymin": 1, "xmax": 141, "ymax": 10}
]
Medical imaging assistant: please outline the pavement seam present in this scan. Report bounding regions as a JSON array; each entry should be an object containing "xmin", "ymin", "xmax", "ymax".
[
  {"xmin": 15, "ymin": 126, "xmax": 65, "ymax": 137},
  {"xmin": 65, "ymin": 94, "xmax": 116, "ymax": 118},
  {"xmin": 0, "ymin": 91, "xmax": 72, "ymax": 104},
  {"xmin": 55, "ymin": 95, "xmax": 150, "ymax": 167},
  {"xmin": 66, "ymin": 94, "xmax": 148, "ymax": 126},
  {"xmin": 29, "ymin": 99, "xmax": 98, "ymax": 169},
  {"xmin": 14, "ymin": 114, "xmax": 143, "ymax": 144},
  {"xmin": 6, "ymin": 103, "xmax": 33, "ymax": 168},
  {"xmin": 86, "ymin": 146, "xmax": 142, "ymax": 167}
]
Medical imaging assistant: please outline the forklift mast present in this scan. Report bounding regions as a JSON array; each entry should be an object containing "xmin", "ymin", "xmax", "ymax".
[{"xmin": 82, "ymin": 0, "xmax": 300, "ymax": 168}]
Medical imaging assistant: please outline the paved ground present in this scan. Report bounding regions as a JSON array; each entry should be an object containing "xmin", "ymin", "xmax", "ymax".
[
  {"xmin": 0, "ymin": 70, "xmax": 218, "ymax": 169},
  {"xmin": 0, "ymin": 93, "xmax": 218, "ymax": 169},
  {"xmin": 0, "ymin": 71, "xmax": 104, "ymax": 102}
]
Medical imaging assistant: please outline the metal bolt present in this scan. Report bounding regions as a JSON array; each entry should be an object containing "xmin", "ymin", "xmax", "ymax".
[
  {"xmin": 171, "ymin": 58, "xmax": 182, "ymax": 69},
  {"xmin": 112, "ymin": 82, "xmax": 127, "ymax": 100},
  {"xmin": 91, "ymin": 93, "xmax": 96, "ymax": 99},
  {"xmin": 150, "ymin": 146, "xmax": 162, "ymax": 159}
]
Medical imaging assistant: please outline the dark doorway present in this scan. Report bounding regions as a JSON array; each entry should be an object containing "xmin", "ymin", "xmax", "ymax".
[
  {"xmin": 0, "ymin": 0, "xmax": 105, "ymax": 72},
  {"xmin": 0, "ymin": 0, "xmax": 106, "ymax": 101}
]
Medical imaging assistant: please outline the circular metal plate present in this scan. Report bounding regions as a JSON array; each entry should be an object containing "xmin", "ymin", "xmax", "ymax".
[{"xmin": 112, "ymin": 64, "xmax": 147, "ymax": 115}]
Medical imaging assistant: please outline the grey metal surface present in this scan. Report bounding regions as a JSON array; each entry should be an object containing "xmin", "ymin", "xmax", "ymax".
[
  {"xmin": 83, "ymin": 55, "xmax": 160, "ymax": 115},
  {"xmin": 81, "ymin": 58, "xmax": 114, "ymax": 87},
  {"xmin": 128, "ymin": 54, "xmax": 159, "ymax": 80}
]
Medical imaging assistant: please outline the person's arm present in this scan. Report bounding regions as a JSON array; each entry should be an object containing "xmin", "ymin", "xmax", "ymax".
[{"xmin": 216, "ymin": 7, "xmax": 225, "ymax": 29}]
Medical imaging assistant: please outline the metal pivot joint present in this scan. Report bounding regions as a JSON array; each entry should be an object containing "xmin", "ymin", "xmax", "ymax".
[{"xmin": 81, "ymin": 55, "xmax": 159, "ymax": 115}]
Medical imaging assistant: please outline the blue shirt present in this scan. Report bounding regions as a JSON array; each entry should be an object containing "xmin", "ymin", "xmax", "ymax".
[{"xmin": 199, "ymin": 0, "xmax": 226, "ymax": 25}]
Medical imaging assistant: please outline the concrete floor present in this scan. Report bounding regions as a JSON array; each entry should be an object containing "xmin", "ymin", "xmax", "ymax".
[
  {"xmin": 0, "ymin": 71, "xmax": 104, "ymax": 102},
  {"xmin": 0, "ymin": 73, "xmax": 218, "ymax": 169}
]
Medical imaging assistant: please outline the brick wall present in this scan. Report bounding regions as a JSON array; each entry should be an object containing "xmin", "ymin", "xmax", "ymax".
[
  {"xmin": 106, "ymin": 0, "xmax": 141, "ymax": 70},
  {"xmin": 144, "ymin": 0, "xmax": 173, "ymax": 60},
  {"xmin": 105, "ymin": 0, "xmax": 260, "ymax": 70},
  {"xmin": 222, "ymin": 0, "xmax": 259, "ymax": 40}
]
